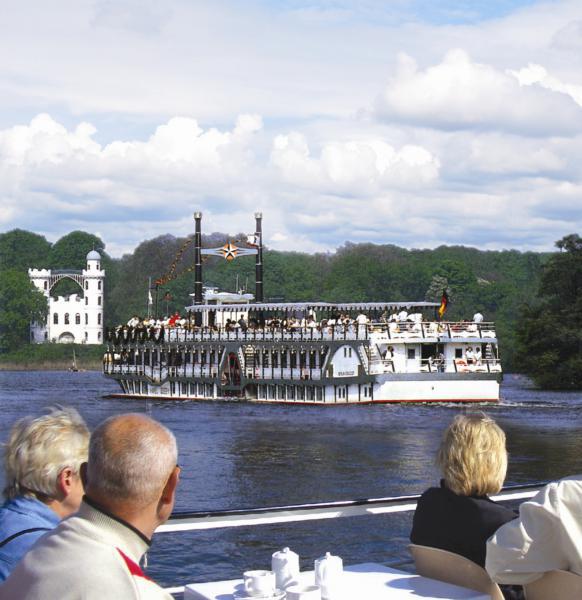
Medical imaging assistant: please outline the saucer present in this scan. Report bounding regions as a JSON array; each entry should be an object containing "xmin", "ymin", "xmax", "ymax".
[{"xmin": 233, "ymin": 587, "xmax": 286, "ymax": 599}]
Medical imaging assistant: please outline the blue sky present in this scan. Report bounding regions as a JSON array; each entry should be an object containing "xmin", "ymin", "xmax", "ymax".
[{"xmin": 1, "ymin": 0, "xmax": 581, "ymax": 256}]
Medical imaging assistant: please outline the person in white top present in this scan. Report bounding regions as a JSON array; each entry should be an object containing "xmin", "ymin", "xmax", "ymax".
[
  {"xmin": 474, "ymin": 346, "xmax": 482, "ymax": 366},
  {"xmin": 465, "ymin": 347, "xmax": 475, "ymax": 365},
  {"xmin": 486, "ymin": 475, "xmax": 582, "ymax": 585},
  {"xmin": 1, "ymin": 413, "xmax": 180, "ymax": 600},
  {"xmin": 473, "ymin": 312, "xmax": 484, "ymax": 323}
]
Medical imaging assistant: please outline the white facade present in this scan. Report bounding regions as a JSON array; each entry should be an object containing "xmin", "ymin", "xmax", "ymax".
[{"xmin": 29, "ymin": 250, "xmax": 105, "ymax": 344}]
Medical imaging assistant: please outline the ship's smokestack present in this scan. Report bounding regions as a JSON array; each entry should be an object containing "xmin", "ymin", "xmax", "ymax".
[
  {"xmin": 194, "ymin": 212, "xmax": 203, "ymax": 325},
  {"xmin": 255, "ymin": 212, "xmax": 263, "ymax": 303}
]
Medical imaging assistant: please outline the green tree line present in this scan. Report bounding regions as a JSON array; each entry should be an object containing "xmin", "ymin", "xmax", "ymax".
[{"xmin": 0, "ymin": 227, "xmax": 552, "ymax": 375}]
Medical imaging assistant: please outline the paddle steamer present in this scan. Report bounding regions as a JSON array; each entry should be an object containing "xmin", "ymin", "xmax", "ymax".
[{"xmin": 103, "ymin": 214, "xmax": 501, "ymax": 404}]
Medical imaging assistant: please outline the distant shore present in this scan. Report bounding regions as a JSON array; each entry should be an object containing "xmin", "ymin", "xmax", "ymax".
[{"xmin": 0, "ymin": 344, "xmax": 104, "ymax": 371}]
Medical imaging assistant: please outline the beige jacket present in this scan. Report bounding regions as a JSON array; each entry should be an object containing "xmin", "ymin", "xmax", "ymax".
[
  {"xmin": 0, "ymin": 499, "xmax": 173, "ymax": 600},
  {"xmin": 486, "ymin": 475, "xmax": 582, "ymax": 585}
]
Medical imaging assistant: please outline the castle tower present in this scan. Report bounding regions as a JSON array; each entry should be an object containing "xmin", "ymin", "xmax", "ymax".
[
  {"xmin": 83, "ymin": 250, "xmax": 105, "ymax": 344},
  {"xmin": 28, "ymin": 250, "xmax": 105, "ymax": 344}
]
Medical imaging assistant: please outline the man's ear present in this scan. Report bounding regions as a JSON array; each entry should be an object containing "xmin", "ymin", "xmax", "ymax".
[{"xmin": 157, "ymin": 466, "xmax": 180, "ymax": 522}]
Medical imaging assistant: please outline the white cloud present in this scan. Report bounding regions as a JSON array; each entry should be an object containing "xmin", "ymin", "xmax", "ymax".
[
  {"xmin": 271, "ymin": 133, "xmax": 440, "ymax": 193},
  {"xmin": 375, "ymin": 49, "xmax": 582, "ymax": 135}
]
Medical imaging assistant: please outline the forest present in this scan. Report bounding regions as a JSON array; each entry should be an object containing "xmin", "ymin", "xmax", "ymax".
[{"xmin": 0, "ymin": 226, "xmax": 558, "ymax": 378}]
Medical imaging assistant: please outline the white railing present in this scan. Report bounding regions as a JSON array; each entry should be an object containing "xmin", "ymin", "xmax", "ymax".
[{"xmin": 157, "ymin": 483, "xmax": 542, "ymax": 534}]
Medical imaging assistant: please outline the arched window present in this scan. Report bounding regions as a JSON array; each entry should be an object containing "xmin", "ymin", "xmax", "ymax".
[
  {"xmin": 98, "ymin": 314, "xmax": 102, "ymax": 325},
  {"xmin": 53, "ymin": 313, "xmax": 59, "ymax": 325},
  {"xmin": 98, "ymin": 281, "xmax": 102, "ymax": 290},
  {"xmin": 75, "ymin": 314, "xmax": 81, "ymax": 325},
  {"xmin": 64, "ymin": 313, "xmax": 70, "ymax": 325}
]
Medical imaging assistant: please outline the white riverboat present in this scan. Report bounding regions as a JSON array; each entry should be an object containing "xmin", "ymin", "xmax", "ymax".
[{"xmin": 103, "ymin": 214, "xmax": 502, "ymax": 404}]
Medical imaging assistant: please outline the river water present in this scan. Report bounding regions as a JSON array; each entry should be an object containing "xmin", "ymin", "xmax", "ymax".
[{"xmin": 0, "ymin": 371, "xmax": 581, "ymax": 589}]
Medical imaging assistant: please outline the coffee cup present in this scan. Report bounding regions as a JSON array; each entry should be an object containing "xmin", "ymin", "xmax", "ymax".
[
  {"xmin": 285, "ymin": 583, "xmax": 322, "ymax": 600},
  {"xmin": 243, "ymin": 570, "xmax": 276, "ymax": 597}
]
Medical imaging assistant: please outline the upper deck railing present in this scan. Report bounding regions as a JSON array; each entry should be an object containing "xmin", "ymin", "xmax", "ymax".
[{"xmin": 106, "ymin": 321, "xmax": 497, "ymax": 346}]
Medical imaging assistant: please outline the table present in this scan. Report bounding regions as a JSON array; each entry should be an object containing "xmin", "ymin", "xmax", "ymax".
[{"xmin": 183, "ymin": 562, "xmax": 490, "ymax": 600}]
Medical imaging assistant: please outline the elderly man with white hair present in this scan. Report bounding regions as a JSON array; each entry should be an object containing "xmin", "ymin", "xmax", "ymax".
[
  {"xmin": 0, "ymin": 407, "xmax": 89, "ymax": 582},
  {"xmin": 1, "ymin": 413, "xmax": 180, "ymax": 599}
]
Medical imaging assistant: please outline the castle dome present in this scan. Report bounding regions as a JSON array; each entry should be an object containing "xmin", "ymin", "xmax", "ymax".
[{"xmin": 86, "ymin": 250, "xmax": 101, "ymax": 261}]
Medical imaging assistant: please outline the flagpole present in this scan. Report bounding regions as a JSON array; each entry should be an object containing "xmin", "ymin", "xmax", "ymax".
[{"xmin": 147, "ymin": 277, "xmax": 152, "ymax": 318}]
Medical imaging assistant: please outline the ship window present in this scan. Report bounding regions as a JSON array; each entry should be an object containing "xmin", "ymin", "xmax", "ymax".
[
  {"xmin": 85, "ymin": 281, "xmax": 89, "ymax": 290},
  {"xmin": 272, "ymin": 352, "xmax": 279, "ymax": 368},
  {"xmin": 64, "ymin": 313, "xmax": 70, "ymax": 325},
  {"xmin": 98, "ymin": 281, "xmax": 102, "ymax": 290},
  {"xmin": 455, "ymin": 348, "xmax": 463, "ymax": 358},
  {"xmin": 98, "ymin": 296, "xmax": 102, "ymax": 306},
  {"xmin": 98, "ymin": 332, "xmax": 101, "ymax": 341},
  {"xmin": 85, "ymin": 314, "xmax": 88, "ymax": 325},
  {"xmin": 364, "ymin": 386, "xmax": 368, "ymax": 398},
  {"xmin": 281, "ymin": 352, "xmax": 288, "ymax": 368},
  {"xmin": 98, "ymin": 314, "xmax": 102, "ymax": 325},
  {"xmin": 407, "ymin": 348, "xmax": 415, "ymax": 360},
  {"xmin": 44, "ymin": 281, "xmax": 48, "ymax": 290},
  {"xmin": 53, "ymin": 313, "xmax": 58, "ymax": 325},
  {"xmin": 75, "ymin": 313, "xmax": 80, "ymax": 325},
  {"xmin": 84, "ymin": 331, "xmax": 88, "ymax": 340},
  {"xmin": 85, "ymin": 297, "xmax": 88, "ymax": 305},
  {"xmin": 290, "ymin": 352, "xmax": 297, "ymax": 368},
  {"xmin": 309, "ymin": 351, "xmax": 316, "ymax": 368}
]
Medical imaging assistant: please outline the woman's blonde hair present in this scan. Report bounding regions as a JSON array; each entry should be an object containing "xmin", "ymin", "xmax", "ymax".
[
  {"xmin": 437, "ymin": 412, "xmax": 507, "ymax": 496},
  {"xmin": 3, "ymin": 406, "xmax": 89, "ymax": 500}
]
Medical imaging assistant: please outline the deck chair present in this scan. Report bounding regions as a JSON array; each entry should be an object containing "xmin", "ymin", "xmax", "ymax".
[
  {"xmin": 409, "ymin": 544, "xmax": 504, "ymax": 600},
  {"xmin": 524, "ymin": 569, "xmax": 582, "ymax": 600}
]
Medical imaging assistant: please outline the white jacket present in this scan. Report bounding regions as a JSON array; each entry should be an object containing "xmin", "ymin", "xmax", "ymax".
[
  {"xmin": 486, "ymin": 475, "xmax": 582, "ymax": 585},
  {"xmin": 0, "ymin": 499, "xmax": 173, "ymax": 600}
]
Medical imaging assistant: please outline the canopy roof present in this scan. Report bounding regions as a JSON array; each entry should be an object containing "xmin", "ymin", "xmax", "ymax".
[{"xmin": 184, "ymin": 301, "xmax": 440, "ymax": 313}]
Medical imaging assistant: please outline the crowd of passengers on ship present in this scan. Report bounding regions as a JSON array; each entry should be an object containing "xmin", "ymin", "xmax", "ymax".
[
  {"xmin": 105, "ymin": 308, "xmax": 487, "ymax": 344},
  {"xmin": 1, "ymin": 406, "xmax": 581, "ymax": 599}
]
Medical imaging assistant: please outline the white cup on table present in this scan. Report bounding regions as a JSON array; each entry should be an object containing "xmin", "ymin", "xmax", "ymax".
[
  {"xmin": 285, "ymin": 583, "xmax": 322, "ymax": 600},
  {"xmin": 243, "ymin": 570, "xmax": 276, "ymax": 597}
]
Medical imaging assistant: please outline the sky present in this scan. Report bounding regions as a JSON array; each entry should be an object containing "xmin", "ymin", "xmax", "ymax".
[{"xmin": 1, "ymin": 0, "xmax": 582, "ymax": 257}]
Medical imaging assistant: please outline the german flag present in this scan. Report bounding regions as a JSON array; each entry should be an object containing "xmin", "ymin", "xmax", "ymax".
[{"xmin": 438, "ymin": 290, "xmax": 449, "ymax": 319}]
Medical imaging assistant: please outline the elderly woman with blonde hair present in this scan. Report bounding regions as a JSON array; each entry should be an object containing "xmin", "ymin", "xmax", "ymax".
[{"xmin": 410, "ymin": 412, "xmax": 517, "ymax": 568}]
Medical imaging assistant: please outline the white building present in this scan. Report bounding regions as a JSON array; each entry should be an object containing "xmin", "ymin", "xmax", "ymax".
[{"xmin": 29, "ymin": 250, "xmax": 105, "ymax": 344}]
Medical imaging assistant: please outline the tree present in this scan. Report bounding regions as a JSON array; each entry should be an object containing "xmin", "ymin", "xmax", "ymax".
[
  {"xmin": 0, "ymin": 270, "xmax": 48, "ymax": 353},
  {"xmin": 516, "ymin": 234, "xmax": 582, "ymax": 388},
  {"xmin": 49, "ymin": 231, "xmax": 106, "ymax": 270},
  {"xmin": 0, "ymin": 229, "xmax": 52, "ymax": 273}
]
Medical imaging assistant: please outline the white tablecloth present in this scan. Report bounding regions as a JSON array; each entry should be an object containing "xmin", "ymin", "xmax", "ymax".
[{"xmin": 183, "ymin": 562, "xmax": 490, "ymax": 600}]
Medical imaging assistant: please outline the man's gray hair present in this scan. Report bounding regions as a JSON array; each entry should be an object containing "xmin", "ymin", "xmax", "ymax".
[
  {"xmin": 87, "ymin": 413, "xmax": 177, "ymax": 506},
  {"xmin": 3, "ymin": 407, "xmax": 89, "ymax": 500}
]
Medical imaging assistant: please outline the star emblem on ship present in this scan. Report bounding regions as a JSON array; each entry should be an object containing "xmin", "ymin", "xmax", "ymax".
[{"xmin": 221, "ymin": 242, "xmax": 238, "ymax": 261}]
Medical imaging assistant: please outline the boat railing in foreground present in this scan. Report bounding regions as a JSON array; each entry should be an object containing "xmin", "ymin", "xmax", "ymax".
[{"xmin": 159, "ymin": 482, "xmax": 544, "ymax": 596}]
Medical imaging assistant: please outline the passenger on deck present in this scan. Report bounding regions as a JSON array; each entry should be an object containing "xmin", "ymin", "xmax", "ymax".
[
  {"xmin": 465, "ymin": 346, "xmax": 475, "ymax": 365},
  {"xmin": 410, "ymin": 413, "xmax": 517, "ymax": 568},
  {"xmin": 486, "ymin": 475, "xmax": 582, "ymax": 585},
  {"xmin": 0, "ymin": 407, "xmax": 89, "ymax": 582},
  {"xmin": 2, "ymin": 413, "xmax": 180, "ymax": 599},
  {"xmin": 473, "ymin": 312, "xmax": 484, "ymax": 323}
]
